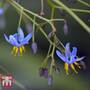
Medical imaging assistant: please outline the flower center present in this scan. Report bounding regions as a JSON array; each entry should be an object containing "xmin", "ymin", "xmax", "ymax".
[{"xmin": 11, "ymin": 46, "xmax": 25, "ymax": 56}]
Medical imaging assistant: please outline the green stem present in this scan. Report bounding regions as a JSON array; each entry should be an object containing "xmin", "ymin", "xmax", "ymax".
[
  {"xmin": 40, "ymin": 0, "xmax": 44, "ymax": 14},
  {"xmin": 51, "ymin": 7, "xmax": 55, "ymax": 19},
  {"xmin": 77, "ymin": 0, "xmax": 90, "ymax": 7},
  {"xmin": 41, "ymin": 44, "xmax": 52, "ymax": 67},
  {"xmin": 32, "ymin": 16, "xmax": 36, "ymax": 42},
  {"xmin": 49, "ymin": 43, "xmax": 55, "ymax": 75},
  {"xmin": 52, "ymin": 0, "xmax": 90, "ymax": 33},
  {"xmin": 48, "ymin": 0, "xmax": 90, "ymax": 13},
  {"xmin": 51, "ymin": 44, "xmax": 55, "ymax": 57},
  {"xmin": 18, "ymin": 7, "xmax": 23, "ymax": 28},
  {"xmin": 70, "ymin": 8, "xmax": 90, "ymax": 13},
  {"xmin": 47, "ymin": 44, "xmax": 52, "ymax": 56}
]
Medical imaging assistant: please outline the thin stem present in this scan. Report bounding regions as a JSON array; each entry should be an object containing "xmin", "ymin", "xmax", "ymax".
[
  {"xmin": 70, "ymin": 8, "xmax": 90, "ymax": 13},
  {"xmin": 40, "ymin": 0, "xmax": 44, "ymax": 15},
  {"xmin": 77, "ymin": 0, "xmax": 90, "ymax": 7},
  {"xmin": 50, "ymin": 18, "xmax": 64, "ymax": 22},
  {"xmin": 32, "ymin": 16, "xmax": 36, "ymax": 42},
  {"xmin": 47, "ymin": 0, "xmax": 90, "ymax": 13},
  {"xmin": 49, "ymin": 43, "xmax": 55, "ymax": 75},
  {"xmin": 51, "ymin": 46, "xmax": 55, "ymax": 58},
  {"xmin": 51, "ymin": 7, "xmax": 55, "ymax": 19},
  {"xmin": 52, "ymin": 0, "xmax": 90, "ymax": 34},
  {"xmin": 39, "ymin": 18, "xmax": 64, "ymax": 27},
  {"xmin": 18, "ymin": 7, "xmax": 23, "ymax": 28},
  {"xmin": 50, "ymin": 7, "xmax": 56, "ymax": 32},
  {"xmin": 56, "ymin": 6, "xmax": 90, "ymax": 13},
  {"xmin": 47, "ymin": 44, "xmax": 52, "ymax": 57},
  {"xmin": 41, "ymin": 44, "xmax": 52, "ymax": 67}
]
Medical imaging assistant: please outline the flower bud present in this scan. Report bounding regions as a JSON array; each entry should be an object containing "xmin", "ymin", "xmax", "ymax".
[
  {"xmin": 26, "ymin": 23, "xmax": 33, "ymax": 33},
  {"xmin": 39, "ymin": 68, "xmax": 48, "ymax": 78},
  {"xmin": 31, "ymin": 42, "xmax": 37, "ymax": 54},
  {"xmin": 48, "ymin": 75, "xmax": 53, "ymax": 86},
  {"xmin": 63, "ymin": 21, "xmax": 68, "ymax": 35}
]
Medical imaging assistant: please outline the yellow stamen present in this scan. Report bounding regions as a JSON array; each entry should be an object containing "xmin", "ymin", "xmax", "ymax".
[
  {"xmin": 21, "ymin": 46, "xmax": 25, "ymax": 52},
  {"xmin": 15, "ymin": 47, "xmax": 18, "ymax": 56},
  {"xmin": 64, "ymin": 63, "xmax": 69, "ymax": 75},
  {"xmin": 71, "ymin": 64, "xmax": 78, "ymax": 74},
  {"xmin": 11, "ymin": 46, "xmax": 16, "ymax": 54},
  {"xmin": 20, "ymin": 47, "xmax": 23, "ymax": 56},
  {"xmin": 11, "ymin": 46, "xmax": 25, "ymax": 56},
  {"xmin": 74, "ymin": 62, "xmax": 81, "ymax": 69}
]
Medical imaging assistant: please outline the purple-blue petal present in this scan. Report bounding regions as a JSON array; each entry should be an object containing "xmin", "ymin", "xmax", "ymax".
[
  {"xmin": 68, "ymin": 56, "xmax": 76, "ymax": 64},
  {"xmin": 65, "ymin": 43, "xmax": 71, "ymax": 58},
  {"xmin": 13, "ymin": 33, "xmax": 18, "ymax": 39},
  {"xmin": 21, "ymin": 33, "xmax": 32, "ymax": 45},
  {"xmin": 4, "ymin": 34, "xmax": 9, "ymax": 43},
  {"xmin": 56, "ymin": 50, "xmax": 67, "ymax": 62},
  {"xmin": 65, "ymin": 43, "xmax": 70, "ymax": 52},
  {"xmin": 71, "ymin": 47, "xmax": 77, "ymax": 57},
  {"xmin": 76, "ymin": 56, "xmax": 85, "ymax": 62},
  {"xmin": 18, "ymin": 27, "xmax": 24, "ymax": 42},
  {"xmin": 9, "ymin": 35, "xmax": 20, "ymax": 46}
]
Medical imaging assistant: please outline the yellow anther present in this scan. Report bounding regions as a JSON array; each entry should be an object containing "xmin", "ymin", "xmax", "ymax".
[
  {"xmin": 20, "ymin": 47, "xmax": 23, "ymax": 56},
  {"xmin": 71, "ymin": 64, "xmax": 78, "ymax": 74},
  {"xmin": 22, "ymin": 46, "xmax": 25, "ymax": 52},
  {"xmin": 11, "ymin": 46, "xmax": 25, "ymax": 56},
  {"xmin": 64, "ymin": 63, "xmax": 69, "ymax": 75},
  {"xmin": 74, "ymin": 62, "xmax": 81, "ymax": 69},
  {"xmin": 11, "ymin": 46, "xmax": 16, "ymax": 54},
  {"xmin": 14, "ymin": 47, "xmax": 18, "ymax": 56}
]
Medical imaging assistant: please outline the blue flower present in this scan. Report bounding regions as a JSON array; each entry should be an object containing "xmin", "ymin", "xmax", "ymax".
[
  {"xmin": 56, "ymin": 43, "xmax": 85, "ymax": 75},
  {"xmin": 4, "ymin": 27, "xmax": 32, "ymax": 56}
]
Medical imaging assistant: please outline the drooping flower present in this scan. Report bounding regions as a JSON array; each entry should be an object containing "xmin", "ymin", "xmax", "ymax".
[
  {"xmin": 56, "ymin": 43, "xmax": 85, "ymax": 75},
  {"xmin": 4, "ymin": 27, "xmax": 32, "ymax": 56}
]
